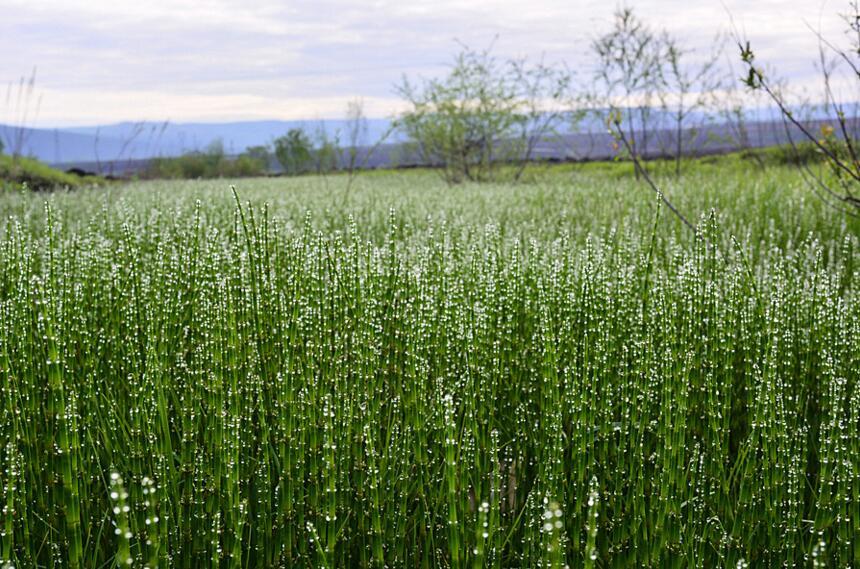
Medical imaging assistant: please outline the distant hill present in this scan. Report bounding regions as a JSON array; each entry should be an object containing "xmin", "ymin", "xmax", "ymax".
[
  {"xmin": 0, "ymin": 110, "xmax": 767, "ymax": 166},
  {"xmin": 0, "ymin": 106, "xmax": 851, "ymax": 176},
  {"xmin": 0, "ymin": 119, "xmax": 397, "ymax": 166}
]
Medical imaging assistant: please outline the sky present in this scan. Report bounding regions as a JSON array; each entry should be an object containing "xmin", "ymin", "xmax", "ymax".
[{"xmin": 0, "ymin": 0, "xmax": 853, "ymax": 127}]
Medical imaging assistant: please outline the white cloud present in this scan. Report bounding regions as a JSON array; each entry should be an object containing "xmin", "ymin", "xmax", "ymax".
[
  {"xmin": 0, "ymin": 87, "xmax": 407, "ymax": 126},
  {"xmin": 0, "ymin": 0, "xmax": 850, "ymax": 125}
]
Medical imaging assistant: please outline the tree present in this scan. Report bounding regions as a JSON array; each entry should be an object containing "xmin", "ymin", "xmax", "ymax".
[
  {"xmin": 396, "ymin": 43, "xmax": 573, "ymax": 184},
  {"xmin": 738, "ymin": 1, "xmax": 860, "ymax": 216},
  {"xmin": 590, "ymin": 7, "xmax": 663, "ymax": 176},
  {"xmin": 239, "ymin": 145, "xmax": 271, "ymax": 174},
  {"xmin": 244, "ymin": 145, "xmax": 271, "ymax": 167},
  {"xmin": 714, "ymin": 54, "xmax": 766, "ymax": 167},
  {"xmin": 339, "ymin": 99, "xmax": 396, "ymax": 205},
  {"xmin": 395, "ymin": 43, "xmax": 521, "ymax": 184},
  {"xmin": 508, "ymin": 57, "xmax": 572, "ymax": 180},
  {"xmin": 589, "ymin": 8, "xmax": 699, "ymax": 234},
  {"xmin": 343, "ymin": 99, "xmax": 369, "ymax": 192},
  {"xmin": 311, "ymin": 122, "xmax": 340, "ymax": 176},
  {"xmin": 657, "ymin": 32, "xmax": 725, "ymax": 176},
  {"xmin": 274, "ymin": 128, "xmax": 314, "ymax": 176}
]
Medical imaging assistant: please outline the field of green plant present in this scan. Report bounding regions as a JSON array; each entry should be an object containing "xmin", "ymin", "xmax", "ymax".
[{"xmin": 0, "ymin": 164, "xmax": 858, "ymax": 567}]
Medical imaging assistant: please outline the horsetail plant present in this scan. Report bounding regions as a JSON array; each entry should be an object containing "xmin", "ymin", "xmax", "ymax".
[{"xmin": 0, "ymin": 165, "xmax": 857, "ymax": 566}]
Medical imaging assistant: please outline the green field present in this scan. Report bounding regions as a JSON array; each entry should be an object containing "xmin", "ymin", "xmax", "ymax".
[{"xmin": 1, "ymin": 164, "xmax": 858, "ymax": 567}]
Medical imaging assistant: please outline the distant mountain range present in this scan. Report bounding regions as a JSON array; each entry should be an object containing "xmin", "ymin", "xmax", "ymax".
[
  {"xmin": 0, "ymin": 119, "xmax": 398, "ymax": 166},
  {"xmin": 0, "ymin": 106, "xmax": 850, "ymax": 175}
]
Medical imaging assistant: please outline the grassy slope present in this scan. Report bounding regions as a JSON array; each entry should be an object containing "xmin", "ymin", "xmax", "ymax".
[{"xmin": 0, "ymin": 154, "xmax": 101, "ymax": 191}]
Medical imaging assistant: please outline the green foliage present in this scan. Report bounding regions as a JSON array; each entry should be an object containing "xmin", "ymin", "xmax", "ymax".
[
  {"xmin": 0, "ymin": 166, "xmax": 858, "ymax": 567},
  {"xmin": 244, "ymin": 145, "xmax": 271, "ymax": 168},
  {"xmin": 274, "ymin": 128, "xmax": 314, "ymax": 176},
  {"xmin": 396, "ymin": 44, "xmax": 570, "ymax": 185},
  {"xmin": 0, "ymin": 154, "xmax": 97, "ymax": 191},
  {"xmin": 143, "ymin": 139, "xmax": 269, "ymax": 179},
  {"xmin": 397, "ymin": 45, "xmax": 519, "ymax": 184},
  {"xmin": 311, "ymin": 125, "xmax": 341, "ymax": 175}
]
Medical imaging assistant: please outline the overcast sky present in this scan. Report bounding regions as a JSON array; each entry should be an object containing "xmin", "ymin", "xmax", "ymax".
[{"xmin": 0, "ymin": 0, "xmax": 852, "ymax": 126}]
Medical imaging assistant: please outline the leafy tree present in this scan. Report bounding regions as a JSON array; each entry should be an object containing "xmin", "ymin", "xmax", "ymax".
[
  {"xmin": 243, "ymin": 145, "xmax": 271, "ymax": 168},
  {"xmin": 203, "ymin": 139, "xmax": 226, "ymax": 173},
  {"xmin": 142, "ymin": 139, "xmax": 268, "ymax": 179},
  {"xmin": 232, "ymin": 154, "xmax": 267, "ymax": 177},
  {"xmin": 274, "ymin": 128, "xmax": 314, "ymax": 176},
  {"xmin": 396, "ymin": 43, "xmax": 521, "ymax": 184},
  {"xmin": 312, "ymin": 123, "xmax": 341, "ymax": 176},
  {"xmin": 396, "ymin": 43, "xmax": 571, "ymax": 184}
]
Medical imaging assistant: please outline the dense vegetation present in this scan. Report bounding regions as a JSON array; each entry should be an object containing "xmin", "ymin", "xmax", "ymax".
[
  {"xmin": 142, "ymin": 141, "xmax": 269, "ymax": 180},
  {"xmin": 0, "ymin": 164, "xmax": 858, "ymax": 567}
]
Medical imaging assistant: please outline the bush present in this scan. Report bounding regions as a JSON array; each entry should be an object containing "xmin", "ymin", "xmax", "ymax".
[
  {"xmin": 273, "ymin": 129, "xmax": 314, "ymax": 176},
  {"xmin": 142, "ymin": 140, "xmax": 269, "ymax": 179}
]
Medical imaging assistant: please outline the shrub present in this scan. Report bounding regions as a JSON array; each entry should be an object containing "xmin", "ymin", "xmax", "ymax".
[
  {"xmin": 273, "ymin": 128, "xmax": 314, "ymax": 175},
  {"xmin": 142, "ymin": 140, "xmax": 269, "ymax": 179}
]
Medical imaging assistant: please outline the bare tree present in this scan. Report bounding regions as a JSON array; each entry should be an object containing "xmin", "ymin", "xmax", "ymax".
[
  {"xmin": 338, "ymin": 99, "xmax": 397, "ymax": 205},
  {"xmin": 142, "ymin": 121, "xmax": 171, "ymax": 161},
  {"xmin": 738, "ymin": 1, "xmax": 860, "ymax": 216},
  {"xmin": 111, "ymin": 122, "xmax": 146, "ymax": 177},
  {"xmin": 657, "ymin": 32, "xmax": 726, "ymax": 176},
  {"xmin": 589, "ymin": 7, "xmax": 664, "ymax": 177},
  {"xmin": 93, "ymin": 126, "xmax": 103, "ymax": 175},
  {"xmin": 714, "ymin": 53, "xmax": 766, "ymax": 166},
  {"xmin": 508, "ymin": 57, "xmax": 572, "ymax": 180},
  {"xmin": 343, "ymin": 99, "xmax": 369, "ymax": 192},
  {"xmin": 588, "ymin": 8, "xmax": 699, "ymax": 233},
  {"xmin": 607, "ymin": 107, "xmax": 698, "ymax": 234}
]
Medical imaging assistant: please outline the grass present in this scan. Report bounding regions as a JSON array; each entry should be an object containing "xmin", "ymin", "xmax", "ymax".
[
  {"xmin": 0, "ymin": 164, "xmax": 858, "ymax": 567},
  {"xmin": 0, "ymin": 155, "xmax": 101, "ymax": 192}
]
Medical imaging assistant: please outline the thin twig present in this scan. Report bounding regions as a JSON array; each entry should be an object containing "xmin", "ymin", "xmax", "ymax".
[{"xmin": 610, "ymin": 116, "xmax": 699, "ymax": 235}]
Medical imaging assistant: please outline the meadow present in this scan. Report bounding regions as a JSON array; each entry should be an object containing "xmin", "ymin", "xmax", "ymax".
[{"xmin": 0, "ymin": 163, "xmax": 858, "ymax": 567}]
